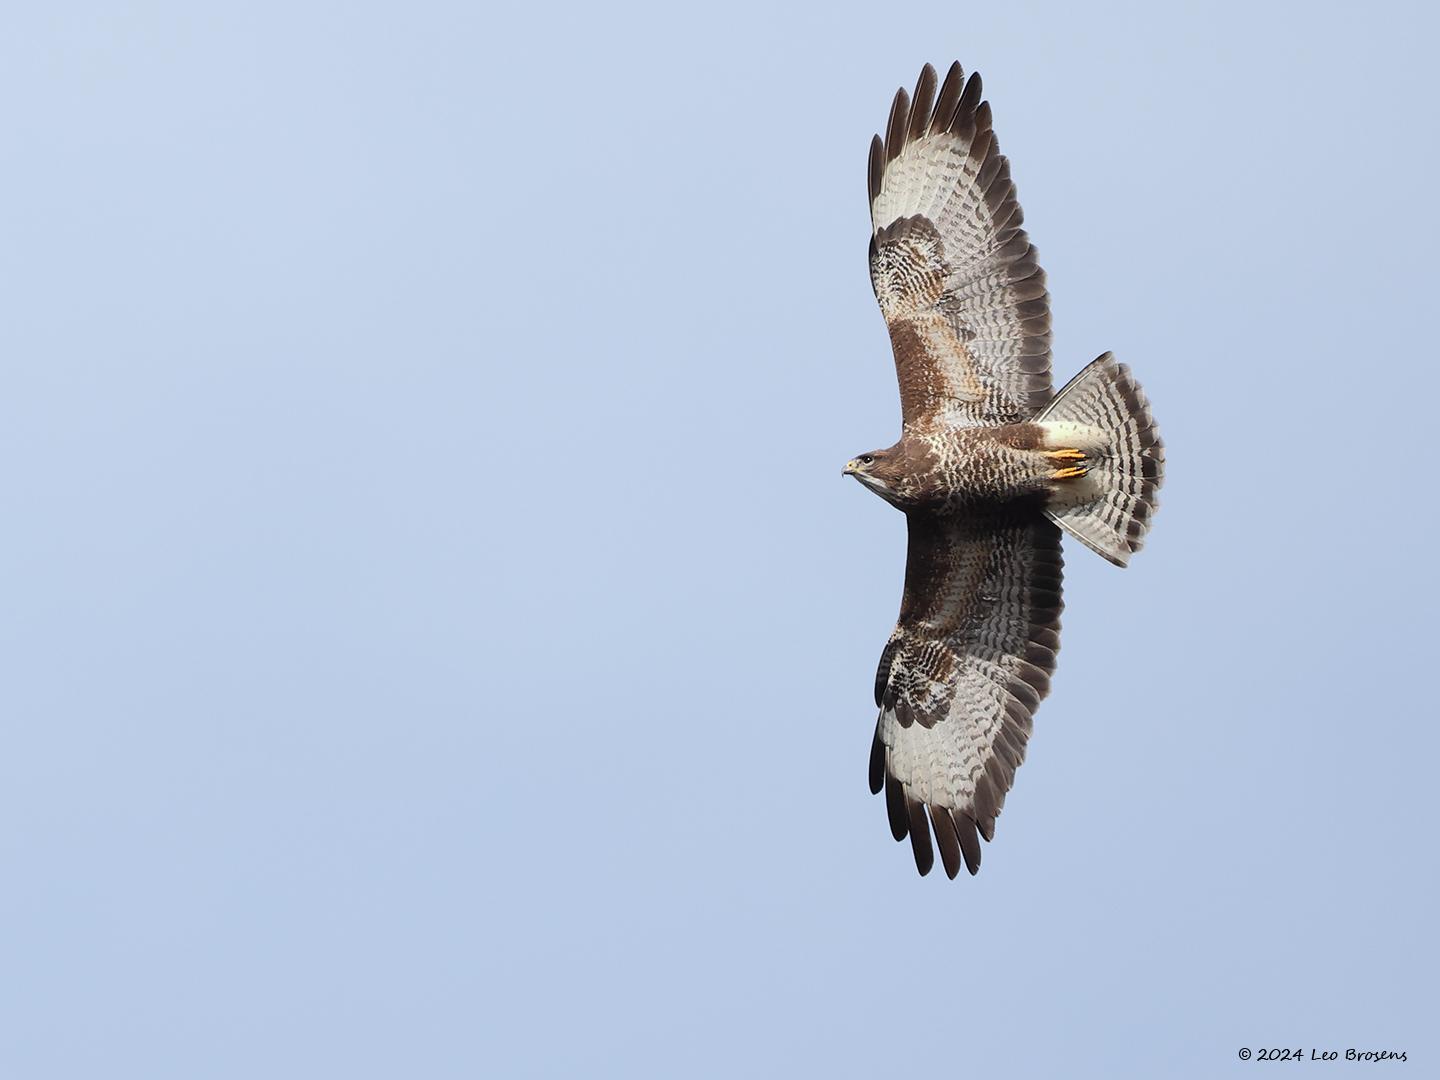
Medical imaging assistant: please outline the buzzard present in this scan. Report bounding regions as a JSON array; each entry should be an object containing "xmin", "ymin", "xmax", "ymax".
[{"xmin": 847, "ymin": 62, "xmax": 1164, "ymax": 878}]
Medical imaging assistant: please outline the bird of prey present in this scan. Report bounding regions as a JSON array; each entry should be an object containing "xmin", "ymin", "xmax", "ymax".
[{"xmin": 847, "ymin": 61, "xmax": 1163, "ymax": 879}]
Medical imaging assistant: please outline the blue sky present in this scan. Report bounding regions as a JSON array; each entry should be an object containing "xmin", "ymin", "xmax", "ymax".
[{"xmin": 2, "ymin": 2, "xmax": 1436, "ymax": 1076}]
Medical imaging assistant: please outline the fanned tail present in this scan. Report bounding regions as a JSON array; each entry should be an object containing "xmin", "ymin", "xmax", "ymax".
[{"xmin": 1036, "ymin": 354, "xmax": 1163, "ymax": 567}]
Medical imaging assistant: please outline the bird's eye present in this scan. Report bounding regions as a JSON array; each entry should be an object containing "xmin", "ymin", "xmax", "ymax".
[{"xmin": 860, "ymin": 455, "xmax": 874, "ymax": 465}]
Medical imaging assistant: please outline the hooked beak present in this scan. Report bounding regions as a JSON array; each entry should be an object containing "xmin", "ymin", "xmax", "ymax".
[{"xmin": 842, "ymin": 459, "xmax": 860, "ymax": 477}]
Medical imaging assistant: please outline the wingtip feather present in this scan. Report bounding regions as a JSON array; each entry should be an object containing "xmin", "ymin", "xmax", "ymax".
[
  {"xmin": 884, "ymin": 87, "xmax": 911, "ymax": 164},
  {"xmin": 867, "ymin": 134, "xmax": 884, "ymax": 205},
  {"xmin": 907, "ymin": 800, "xmax": 934, "ymax": 876},
  {"xmin": 907, "ymin": 64, "xmax": 937, "ymax": 142}
]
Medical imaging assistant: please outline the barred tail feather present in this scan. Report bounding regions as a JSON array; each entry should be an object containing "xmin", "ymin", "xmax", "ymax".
[{"xmin": 1036, "ymin": 353, "xmax": 1163, "ymax": 567}]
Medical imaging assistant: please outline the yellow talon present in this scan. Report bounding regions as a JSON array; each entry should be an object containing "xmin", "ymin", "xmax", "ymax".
[
  {"xmin": 1051, "ymin": 465, "xmax": 1087, "ymax": 480},
  {"xmin": 1047, "ymin": 448, "xmax": 1087, "ymax": 461}
]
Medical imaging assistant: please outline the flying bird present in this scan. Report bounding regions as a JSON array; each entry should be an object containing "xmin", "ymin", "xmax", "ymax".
[{"xmin": 848, "ymin": 61, "xmax": 1164, "ymax": 878}]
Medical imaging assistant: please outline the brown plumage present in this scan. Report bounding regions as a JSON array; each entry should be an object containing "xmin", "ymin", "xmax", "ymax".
[{"xmin": 845, "ymin": 63, "xmax": 1165, "ymax": 878}]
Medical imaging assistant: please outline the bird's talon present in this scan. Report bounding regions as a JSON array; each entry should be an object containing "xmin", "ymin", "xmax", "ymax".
[{"xmin": 1051, "ymin": 465, "xmax": 1087, "ymax": 480}]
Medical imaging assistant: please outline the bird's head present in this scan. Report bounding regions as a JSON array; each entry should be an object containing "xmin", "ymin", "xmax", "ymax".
[{"xmin": 843, "ymin": 448, "xmax": 905, "ymax": 502}]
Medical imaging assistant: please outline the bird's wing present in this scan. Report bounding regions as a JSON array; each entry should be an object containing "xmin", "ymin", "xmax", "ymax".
[
  {"xmin": 869, "ymin": 62, "xmax": 1053, "ymax": 430},
  {"xmin": 869, "ymin": 507, "xmax": 1063, "ymax": 878}
]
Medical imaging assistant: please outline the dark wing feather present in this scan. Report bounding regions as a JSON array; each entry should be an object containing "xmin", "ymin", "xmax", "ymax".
[
  {"xmin": 868, "ymin": 63, "xmax": 1053, "ymax": 430},
  {"xmin": 928, "ymin": 805, "xmax": 963, "ymax": 879},
  {"xmin": 870, "ymin": 507, "xmax": 1063, "ymax": 878},
  {"xmin": 930, "ymin": 61, "xmax": 965, "ymax": 135},
  {"xmin": 907, "ymin": 64, "xmax": 936, "ymax": 142}
]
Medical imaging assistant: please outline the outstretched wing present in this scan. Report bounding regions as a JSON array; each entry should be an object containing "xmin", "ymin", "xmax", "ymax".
[
  {"xmin": 868, "ymin": 62, "xmax": 1052, "ymax": 430},
  {"xmin": 869, "ymin": 507, "xmax": 1063, "ymax": 877}
]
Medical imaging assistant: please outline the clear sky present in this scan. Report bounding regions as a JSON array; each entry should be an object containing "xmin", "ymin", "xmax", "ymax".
[{"xmin": 2, "ymin": 1, "xmax": 1436, "ymax": 1077}]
